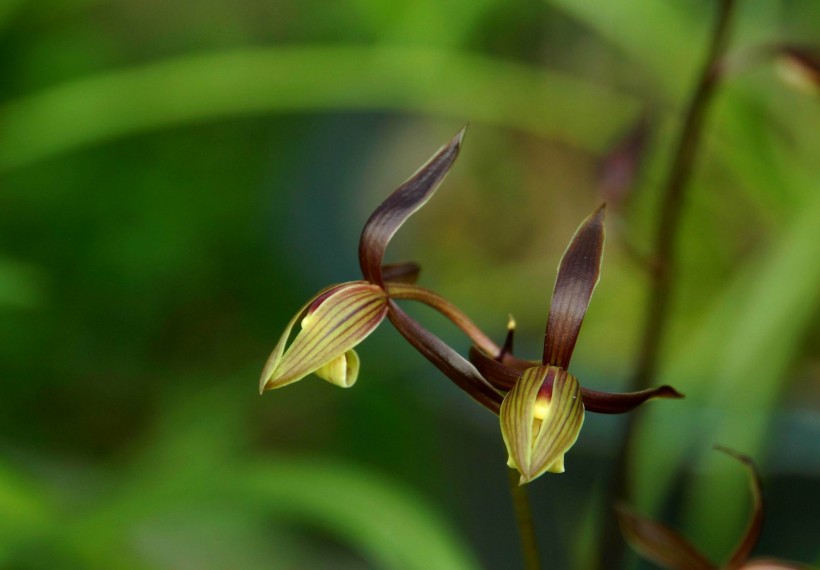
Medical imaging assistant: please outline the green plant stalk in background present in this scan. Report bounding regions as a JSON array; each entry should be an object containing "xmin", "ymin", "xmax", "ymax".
[{"xmin": 601, "ymin": 0, "xmax": 739, "ymax": 566}]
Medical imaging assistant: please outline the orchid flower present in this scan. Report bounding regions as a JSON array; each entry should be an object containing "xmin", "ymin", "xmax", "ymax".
[
  {"xmin": 259, "ymin": 128, "xmax": 497, "ymax": 405},
  {"xmin": 259, "ymin": 128, "xmax": 682, "ymax": 483},
  {"xmin": 468, "ymin": 205, "xmax": 682, "ymax": 483}
]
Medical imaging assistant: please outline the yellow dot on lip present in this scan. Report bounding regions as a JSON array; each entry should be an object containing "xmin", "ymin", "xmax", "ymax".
[{"xmin": 533, "ymin": 399, "xmax": 549, "ymax": 421}]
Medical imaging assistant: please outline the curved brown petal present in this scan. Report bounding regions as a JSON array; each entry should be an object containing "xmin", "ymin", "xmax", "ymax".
[
  {"xmin": 580, "ymin": 385, "xmax": 683, "ymax": 414},
  {"xmin": 469, "ymin": 345, "xmax": 524, "ymax": 391},
  {"xmin": 386, "ymin": 300, "xmax": 503, "ymax": 414},
  {"xmin": 615, "ymin": 503, "xmax": 715, "ymax": 570},
  {"xmin": 387, "ymin": 282, "xmax": 500, "ymax": 356},
  {"xmin": 358, "ymin": 128, "xmax": 466, "ymax": 286},
  {"xmin": 715, "ymin": 446, "xmax": 764, "ymax": 569},
  {"xmin": 542, "ymin": 204, "xmax": 606, "ymax": 368}
]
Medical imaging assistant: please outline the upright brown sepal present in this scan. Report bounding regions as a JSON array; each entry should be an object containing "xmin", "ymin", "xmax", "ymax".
[
  {"xmin": 543, "ymin": 204, "xmax": 606, "ymax": 368},
  {"xmin": 358, "ymin": 128, "xmax": 465, "ymax": 286}
]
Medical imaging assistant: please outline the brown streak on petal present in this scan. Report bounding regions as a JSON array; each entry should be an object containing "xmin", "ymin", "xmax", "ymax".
[
  {"xmin": 358, "ymin": 128, "xmax": 465, "ymax": 286},
  {"xmin": 543, "ymin": 204, "xmax": 606, "ymax": 368},
  {"xmin": 582, "ymin": 385, "xmax": 683, "ymax": 414}
]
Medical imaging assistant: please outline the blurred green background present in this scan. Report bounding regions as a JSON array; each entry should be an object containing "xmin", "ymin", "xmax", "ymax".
[{"xmin": 1, "ymin": 0, "xmax": 819, "ymax": 568}]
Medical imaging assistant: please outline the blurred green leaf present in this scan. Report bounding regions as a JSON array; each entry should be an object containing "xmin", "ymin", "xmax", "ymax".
[
  {"xmin": 0, "ymin": 460, "xmax": 54, "ymax": 563},
  {"xmin": 632, "ymin": 184, "xmax": 820, "ymax": 558},
  {"xmin": 0, "ymin": 45, "xmax": 637, "ymax": 170},
  {"xmin": 545, "ymin": 0, "xmax": 699, "ymax": 97},
  {"xmin": 245, "ymin": 459, "xmax": 481, "ymax": 570},
  {"xmin": 0, "ymin": 257, "xmax": 44, "ymax": 309}
]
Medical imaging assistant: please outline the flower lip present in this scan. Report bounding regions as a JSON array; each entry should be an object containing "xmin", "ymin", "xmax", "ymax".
[
  {"xmin": 500, "ymin": 365, "xmax": 585, "ymax": 484},
  {"xmin": 259, "ymin": 281, "xmax": 387, "ymax": 393}
]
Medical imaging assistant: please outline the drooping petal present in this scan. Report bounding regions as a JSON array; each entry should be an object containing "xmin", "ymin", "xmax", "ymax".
[
  {"xmin": 500, "ymin": 366, "xmax": 585, "ymax": 484},
  {"xmin": 469, "ymin": 345, "xmax": 522, "ymax": 391},
  {"xmin": 579, "ymin": 385, "xmax": 683, "ymax": 414},
  {"xmin": 358, "ymin": 128, "xmax": 465, "ymax": 286},
  {"xmin": 615, "ymin": 503, "xmax": 715, "ymax": 570},
  {"xmin": 387, "ymin": 282, "xmax": 500, "ymax": 356},
  {"xmin": 259, "ymin": 282, "xmax": 387, "ymax": 392},
  {"xmin": 543, "ymin": 204, "xmax": 606, "ymax": 368},
  {"xmin": 469, "ymin": 345, "xmax": 683, "ymax": 412},
  {"xmin": 386, "ymin": 300, "xmax": 503, "ymax": 414},
  {"xmin": 716, "ymin": 446, "xmax": 764, "ymax": 569}
]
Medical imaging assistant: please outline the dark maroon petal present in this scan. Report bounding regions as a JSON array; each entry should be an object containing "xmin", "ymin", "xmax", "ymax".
[
  {"xmin": 581, "ymin": 385, "xmax": 683, "ymax": 414},
  {"xmin": 359, "ymin": 128, "xmax": 465, "ymax": 286},
  {"xmin": 615, "ymin": 503, "xmax": 715, "ymax": 570},
  {"xmin": 716, "ymin": 446, "xmax": 764, "ymax": 568},
  {"xmin": 387, "ymin": 300, "xmax": 502, "ymax": 414},
  {"xmin": 381, "ymin": 261, "xmax": 421, "ymax": 284},
  {"xmin": 469, "ymin": 345, "xmax": 521, "ymax": 391},
  {"xmin": 542, "ymin": 204, "xmax": 606, "ymax": 368}
]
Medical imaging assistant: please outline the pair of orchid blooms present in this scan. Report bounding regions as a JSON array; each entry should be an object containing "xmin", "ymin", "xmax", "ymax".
[
  {"xmin": 258, "ymin": 127, "xmax": 681, "ymax": 484},
  {"xmin": 258, "ymin": 129, "xmax": 808, "ymax": 569}
]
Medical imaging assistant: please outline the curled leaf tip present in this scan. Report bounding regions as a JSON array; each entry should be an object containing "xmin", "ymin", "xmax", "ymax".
[{"xmin": 712, "ymin": 445, "xmax": 764, "ymax": 568}]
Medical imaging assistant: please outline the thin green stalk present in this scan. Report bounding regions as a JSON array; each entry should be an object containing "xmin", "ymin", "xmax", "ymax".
[
  {"xmin": 507, "ymin": 468, "xmax": 541, "ymax": 570},
  {"xmin": 599, "ymin": 0, "xmax": 739, "ymax": 567}
]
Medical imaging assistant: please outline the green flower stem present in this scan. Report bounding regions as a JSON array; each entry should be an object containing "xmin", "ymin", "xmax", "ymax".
[
  {"xmin": 599, "ymin": 0, "xmax": 739, "ymax": 567},
  {"xmin": 387, "ymin": 283, "xmax": 500, "ymax": 356},
  {"xmin": 507, "ymin": 467, "xmax": 541, "ymax": 570}
]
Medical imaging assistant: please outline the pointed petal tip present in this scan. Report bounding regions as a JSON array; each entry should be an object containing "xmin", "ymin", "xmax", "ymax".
[
  {"xmin": 657, "ymin": 385, "xmax": 685, "ymax": 399},
  {"xmin": 455, "ymin": 124, "xmax": 469, "ymax": 145}
]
